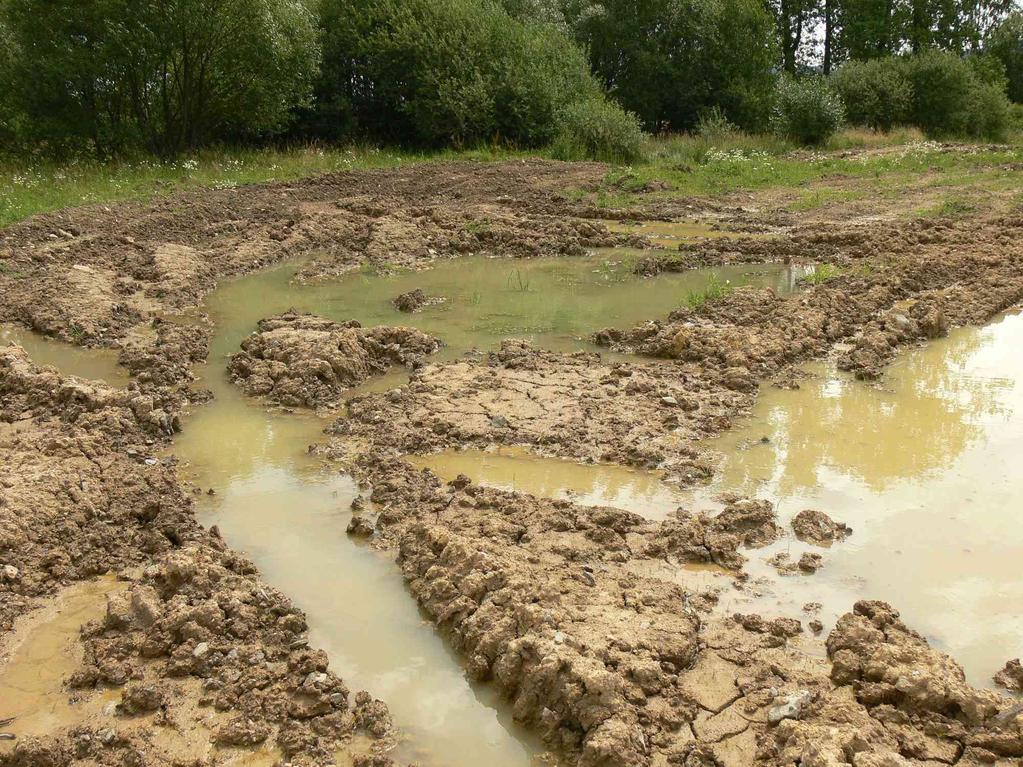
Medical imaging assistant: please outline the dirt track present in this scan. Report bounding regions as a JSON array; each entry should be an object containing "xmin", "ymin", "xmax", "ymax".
[{"xmin": 2, "ymin": 159, "xmax": 1023, "ymax": 766}]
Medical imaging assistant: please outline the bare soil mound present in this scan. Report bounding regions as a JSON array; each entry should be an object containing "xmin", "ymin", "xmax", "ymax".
[{"xmin": 228, "ymin": 311, "xmax": 440, "ymax": 408}]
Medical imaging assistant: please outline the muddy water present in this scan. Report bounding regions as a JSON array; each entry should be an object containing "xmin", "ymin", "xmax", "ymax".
[
  {"xmin": 1, "ymin": 323, "xmax": 129, "ymax": 386},
  {"xmin": 410, "ymin": 446, "xmax": 688, "ymax": 520},
  {"xmin": 172, "ymin": 292, "xmax": 545, "ymax": 766},
  {"xmin": 689, "ymin": 311, "xmax": 1023, "ymax": 686},
  {"xmin": 406, "ymin": 314, "xmax": 1023, "ymax": 688},
  {"xmin": 165, "ymin": 254, "xmax": 803, "ymax": 764},
  {"xmin": 0, "ymin": 578, "xmax": 122, "ymax": 749},
  {"xmin": 204, "ymin": 253, "xmax": 801, "ymax": 358}
]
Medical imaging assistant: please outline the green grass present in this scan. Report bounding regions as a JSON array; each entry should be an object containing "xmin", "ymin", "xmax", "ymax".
[
  {"xmin": 583, "ymin": 130, "xmax": 1023, "ymax": 203},
  {"xmin": 5, "ymin": 128, "xmax": 1021, "ymax": 229},
  {"xmin": 0, "ymin": 143, "xmax": 535, "ymax": 229},
  {"xmin": 802, "ymin": 263, "xmax": 842, "ymax": 285},
  {"xmin": 684, "ymin": 273, "xmax": 732, "ymax": 309}
]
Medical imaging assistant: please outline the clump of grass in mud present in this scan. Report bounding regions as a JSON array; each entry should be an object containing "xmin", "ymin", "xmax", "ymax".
[
  {"xmin": 684, "ymin": 274, "xmax": 731, "ymax": 309},
  {"xmin": 930, "ymin": 195, "xmax": 979, "ymax": 218},
  {"xmin": 464, "ymin": 218, "xmax": 491, "ymax": 235},
  {"xmin": 802, "ymin": 263, "xmax": 842, "ymax": 285},
  {"xmin": 507, "ymin": 269, "xmax": 532, "ymax": 292}
]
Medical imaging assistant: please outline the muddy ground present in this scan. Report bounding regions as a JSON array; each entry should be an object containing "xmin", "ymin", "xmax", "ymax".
[{"xmin": 2, "ymin": 158, "xmax": 1023, "ymax": 766}]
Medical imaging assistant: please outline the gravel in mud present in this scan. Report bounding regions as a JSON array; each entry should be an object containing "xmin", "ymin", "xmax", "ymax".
[
  {"xmin": 3, "ymin": 160, "xmax": 1023, "ymax": 767},
  {"xmin": 227, "ymin": 311, "xmax": 439, "ymax": 409}
]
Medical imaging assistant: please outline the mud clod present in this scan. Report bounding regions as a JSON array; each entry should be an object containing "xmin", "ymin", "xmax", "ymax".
[
  {"xmin": 393, "ymin": 288, "xmax": 444, "ymax": 313},
  {"xmin": 791, "ymin": 509, "xmax": 852, "ymax": 547},
  {"xmin": 227, "ymin": 311, "xmax": 440, "ymax": 408},
  {"xmin": 994, "ymin": 659, "xmax": 1023, "ymax": 692}
]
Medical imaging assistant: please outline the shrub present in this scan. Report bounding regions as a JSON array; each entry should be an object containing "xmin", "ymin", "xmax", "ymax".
[
  {"xmin": 3, "ymin": 0, "xmax": 319, "ymax": 157},
  {"xmin": 770, "ymin": 76, "xmax": 845, "ymax": 145},
  {"xmin": 551, "ymin": 98, "xmax": 646, "ymax": 163},
  {"xmin": 316, "ymin": 0, "xmax": 600, "ymax": 148},
  {"xmin": 695, "ymin": 107, "xmax": 740, "ymax": 139},
  {"xmin": 905, "ymin": 50, "xmax": 1011, "ymax": 139},
  {"xmin": 830, "ymin": 58, "xmax": 912, "ymax": 132}
]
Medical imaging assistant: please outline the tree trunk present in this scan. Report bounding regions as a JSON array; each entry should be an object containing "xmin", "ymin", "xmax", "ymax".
[{"xmin": 823, "ymin": 0, "xmax": 834, "ymax": 74}]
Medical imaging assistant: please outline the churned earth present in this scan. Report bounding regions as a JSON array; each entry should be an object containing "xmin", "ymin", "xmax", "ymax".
[{"xmin": 2, "ymin": 156, "xmax": 1023, "ymax": 767}]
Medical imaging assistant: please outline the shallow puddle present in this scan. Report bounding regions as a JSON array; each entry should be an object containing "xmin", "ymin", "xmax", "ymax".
[
  {"xmin": 691, "ymin": 311, "xmax": 1023, "ymax": 686},
  {"xmin": 169, "ymin": 267, "xmax": 551, "ymax": 766},
  {"xmin": 410, "ymin": 446, "xmax": 688, "ymax": 520},
  {"xmin": 0, "ymin": 578, "xmax": 122, "ymax": 748},
  {"xmin": 1, "ymin": 323, "xmax": 129, "ymax": 386},
  {"xmin": 201, "ymin": 253, "xmax": 802, "ymax": 358}
]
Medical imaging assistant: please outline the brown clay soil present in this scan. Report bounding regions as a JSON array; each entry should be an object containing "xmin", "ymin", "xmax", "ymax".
[{"xmin": 2, "ymin": 159, "xmax": 1023, "ymax": 767}]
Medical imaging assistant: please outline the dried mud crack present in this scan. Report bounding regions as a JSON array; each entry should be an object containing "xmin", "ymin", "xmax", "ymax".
[{"xmin": 2, "ymin": 160, "xmax": 1023, "ymax": 767}]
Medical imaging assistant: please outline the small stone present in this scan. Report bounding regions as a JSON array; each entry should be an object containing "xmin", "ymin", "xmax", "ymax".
[
  {"xmin": 1, "ymin": 564, "xmax": 19, "ymax": 581},
  {"xmin": 768, "ymin": 690, "xmax": 812, "ymax": 724},
  {"xmin": 661, "ymin": 395, "xmax": 678, "ymax": 406},
  {"xmin": 192, "ymin": 642, "xmax": 210, "ymax": 658}
]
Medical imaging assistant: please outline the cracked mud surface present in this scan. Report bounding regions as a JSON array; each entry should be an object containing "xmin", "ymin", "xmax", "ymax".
[{"xmin": 2, "ymin": 159, "xmax": 1023, "ymax": 766}]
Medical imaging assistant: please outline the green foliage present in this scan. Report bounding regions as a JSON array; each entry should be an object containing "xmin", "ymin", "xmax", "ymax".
[
  {"xmin": 696, "ymin": 107, "xmax": 741, "ymax": 139},
  {"xmin": 987, "ymin": 11, "xmax": 1023, "ymax": 103},
  {"xmin": 685, "ymin": 274, "xmax": 732, "ymax": 309},
  {"xmin": 905, "ymin": 49, "xmax": 1011, "ymax": 139},
  {"xmin": 316, "ymin": 0, "xmax": 598, "ymax": 148},
  {"xmin": 771, "ymin": 76, "xmax": 846, "ymax": 145},
  {"xmin": 551, "ymin": 98, "xmax": 645, "ymax": 163},
  {"xmin": 830, "ymin": 52, "xmax": 1013, "ymax": 139},
  {"xmin": 830, "ymin": 58, "xmax": 913, "ymax": 131},
  {"xmin": 803, "ymin": 263, "xmax": 842, "ymax": 284},
  {"xmin": 566, "ymin": 0, "xmax": 777, "ymax": 132},
  {"xmin": 2, "ymin": 0, "xmax": 319, "ymax": 157}
]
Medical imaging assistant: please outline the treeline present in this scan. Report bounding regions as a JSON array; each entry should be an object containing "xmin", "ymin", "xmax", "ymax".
[{"xmin": 1, "ymin": 0, "xmax": 1022, "ymax": 161}]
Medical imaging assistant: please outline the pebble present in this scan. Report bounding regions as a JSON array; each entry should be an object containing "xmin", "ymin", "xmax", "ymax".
[
  {"xmin": 768, "ymin": 690, "xmax": 812, "ymax": 724},
  {"xmin": 1, "ymin": 564, "xmax": 19, "ymax": 581},
  {"xmin": 192, "ymin": 641, "xmax": 210, "ymax": 658}
]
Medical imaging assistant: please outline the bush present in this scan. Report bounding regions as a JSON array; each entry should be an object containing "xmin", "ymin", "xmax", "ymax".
[
  {"xmin": 830, "ymin": 59, "xmax": 912, "ymax": 132},
  {"xmin": 905, "ymin": 50, "xmax": 1011, "ymax": 139},
  {"xmin": 3, "ymin": 0, "xmax": 319, "ymax": 157},
  {"xmin": 315, "ymin": 0, "xmax": 599, "ymax": 148},
  {"xmin": 551, "ymin": 98, "xmax": 646, "ymax": 163},
  {"xmin": 695, "ymin": 107, "xmax": 740, "ymax": 139},
  {"xmin": 770, "ymin": 76, "xmax": 845, "ymax": 145}
]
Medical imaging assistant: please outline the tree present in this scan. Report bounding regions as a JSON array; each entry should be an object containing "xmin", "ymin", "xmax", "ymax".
[
  {"xmin": 3, "ymin": 0, "xmax": 319, "ymax": 156},
  {"xmin": 769, "ymin": 0, "xmax": 822, "ymax": 73},
  {"xmin": 314, "ymin": 0, "xmax": 606, "ymax": 147},
  {"xmin": 562, "ymin": 0, "xmax": 777, "ymax": 132},
  {"xmin": 987, "ymin": 10, "xmax": 1023, "ymax": 101}
]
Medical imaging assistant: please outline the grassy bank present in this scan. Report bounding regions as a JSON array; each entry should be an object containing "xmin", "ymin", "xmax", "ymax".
[
  {"xmin": 0, "ymin": 144, "xmax": 532, "ymax": 229},
  {"xmin": 3, "ymin": 129, "xmax": 1022, "ymax": 230}
]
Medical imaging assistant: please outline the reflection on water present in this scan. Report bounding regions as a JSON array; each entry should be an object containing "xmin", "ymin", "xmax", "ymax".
[
  {"xmin": 694, "ymin": 312, "xmax": 1023, "ymax": 685},
  {"xmin": 411, "ymin": 446, "xmax": 687, "ymax": 520},
  {"xmin": 0, "ymin": 323, "xmax": 129, "ymax": 386}
]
